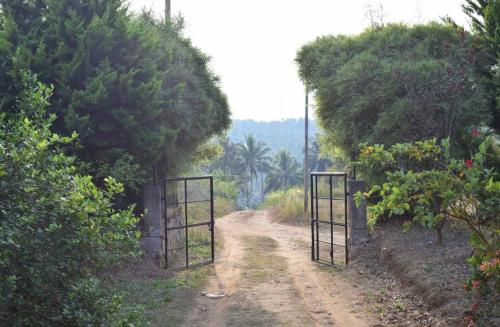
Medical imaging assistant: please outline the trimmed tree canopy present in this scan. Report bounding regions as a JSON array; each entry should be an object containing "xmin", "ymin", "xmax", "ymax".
[
  {"xmin": 463, "ymin": 0, "xmax": 500, "ymax": 131},
  {"xmin": 0, "ymin": 0, "xmax": 230, "ymax": 193},
  {"xmin": 296, "ymin": 23, "xmax": 493, "ymax": 156}
]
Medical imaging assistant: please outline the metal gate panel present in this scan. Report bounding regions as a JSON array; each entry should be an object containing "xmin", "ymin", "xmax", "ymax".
[
  {"xmin": 310, "ymin": 172, "xmax": 348, "ymax": 267},
  {"xmin": 163, "ymin": 176, "xmax": 214, "ymax": 270}
]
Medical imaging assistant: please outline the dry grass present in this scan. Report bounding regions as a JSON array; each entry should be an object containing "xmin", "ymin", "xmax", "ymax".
[
  {"xmin": 262, "ymin": 187, "xmax": 345, "ymax": 225},
  {"xmin": 261, "ymin": 187, "xmax": 307, "ymax": 224},
  {"xmin": 241, "ymin": 236, "xmax": 287, "ymax": 282},
  {"xmin": 215, "ymin": 197, "xmax": 236, "ymax": 218}
]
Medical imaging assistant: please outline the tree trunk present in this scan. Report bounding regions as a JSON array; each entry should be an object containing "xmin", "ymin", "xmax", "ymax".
[
  {"xmin": 432, "ymin": 196, "xmax": 445, "ymax": 245},
  {"xmin": 250, "ymin": 176, "xmax": 253, "ymax": 207},
  {"xmin": 246, "ymin": 183, "xmax": 249, "ymax": 208},
  {"xmin": 261, "ymin": 172, "xmax": 265, "ymax": 203},
  {"xmin": 436, "ymin": 219, "xmax": 446, "ymax": 245}
]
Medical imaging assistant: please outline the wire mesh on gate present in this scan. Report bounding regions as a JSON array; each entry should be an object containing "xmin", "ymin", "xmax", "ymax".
[{"xmin": 163, "ymin": 176, "xmax": 214, "ymax": 270}]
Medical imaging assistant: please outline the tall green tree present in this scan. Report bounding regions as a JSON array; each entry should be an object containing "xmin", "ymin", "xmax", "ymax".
[
  {"xmin": 297, "ymin": 23, "xmax": 493, "ymax": 158},
  {"xmin": 266, "ymin": 150, "xmax": 302, "ymax": 192},
  {"xmin": 463, "ymin": 0, "xmax": 500, "ymax": 131},
  {"xmin": 308, "ymin": 138, "xmax": 332, "ymax": 172},
  {"xmin": 238, "ymin": 134, "xmax": 271, "ymax": 206},
  {"xmin": 258, "ymin": 153, "xmax": 273, "ymax": 203},
  {"xmin": 210, "ymin": 137, "xmax": 244, "ymax": 177},
  {"xmin": 0, "ymin": 1, "xmax": 230, "ymax": 203}
]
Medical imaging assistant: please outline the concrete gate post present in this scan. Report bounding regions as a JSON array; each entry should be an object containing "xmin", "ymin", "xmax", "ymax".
[
  {"xmin": 141, "ymin": 185, "xmax": 164, "ymax": 264},
  {"xmin": 347, "ymin": 180, "xmax": 369, "ymax": 257}
]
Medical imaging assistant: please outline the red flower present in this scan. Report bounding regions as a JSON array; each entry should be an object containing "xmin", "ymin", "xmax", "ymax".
[
  {"xmin": 471, "ymin": 303, "xmax": 478, "ymax": 311},
  {"xmin": 464, "ymin": 314, "xmax": 474, "ymax": 326},
  {"xmin": 465, "ymin": 160, "xmax": 473, "ymax": 168},
  {"xmin": 472, "ymin": 128, "xmax": 480, "ymax": 137},
  {"xmin": 471, "ymin": 280, "xmax": 481, "ymax": 289}
]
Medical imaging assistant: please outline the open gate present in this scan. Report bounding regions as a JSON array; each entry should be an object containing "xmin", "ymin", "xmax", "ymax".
[
  {"xmin": 163, "ymin": 176, "xmax": 214, "ymax": 270},
  {"xmin": 310, "ymin": 172, "xmax": 348, "ymax": 267}
]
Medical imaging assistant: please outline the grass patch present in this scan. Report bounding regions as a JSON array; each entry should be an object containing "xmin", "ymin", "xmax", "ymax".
[
  {"xmin": 423, "ymin": 263, "xmax": 434, "ymax": 273},
  {"xmin": 319, "ymin": 264, "xmax": 345, "ymax": 274},
  {"xmin": 224, "ymin": 303, "xmax": 280, "ymax": 326},
  {"xmin": 106, "ymin": 259, "xmax": 212, "ymax": 326},
  {"xmin": 241, "ymin": 236, "xmax": 287, "ymax": 283},
  {"xmin": 392, "ymin": 299, "xmax": 406, "ymax": 311},
  {"xmin": 262, "ymin": 187, "xmax": 345, "ymax": 225},
  {"xmin": 261, "ymin": 187, "xmax": 307, "ymax": 224},
  {"xmin": 215, "ymin": 197, "xmax": 236, "ymax": 218}
]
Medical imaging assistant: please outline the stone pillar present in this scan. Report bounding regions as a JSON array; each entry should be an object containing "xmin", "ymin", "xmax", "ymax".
[
  {"xmin": 348, "ymin": 180, "xmax": 369, "ymax": 256},
  {"xmin": 141, "ymin": 185, "xmax": 164, "ymax": 263}
]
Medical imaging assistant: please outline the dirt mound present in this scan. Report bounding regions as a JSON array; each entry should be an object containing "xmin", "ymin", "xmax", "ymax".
[{"xmin": 360, "ymin": 220, "xmax": 473, "ymax": 325}]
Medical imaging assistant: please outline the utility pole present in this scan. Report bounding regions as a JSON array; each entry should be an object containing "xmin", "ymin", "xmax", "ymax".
[
  {"xmin": 165, "ymin": 0, "xmax": 171, "ymax": 21},
  {"xmin": 303, "ymin": 88, "xmax": 309, "ymax": 214}
]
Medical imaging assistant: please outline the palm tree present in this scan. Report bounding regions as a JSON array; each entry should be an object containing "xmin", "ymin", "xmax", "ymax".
[
  {"xmin": 238, "ymin": 134, "xmax": 270, "ymax": 206},
  {"xmin": 211, "ymin": 137, "xmax": 244, "ymax": 176},
  {"xmin": 257, "ymin": 155, "xmax": 273, "ymax": 202},
  {"xmin": 308, "ymin": 139, "xmax": 332, "ymax": 172},
  {"xmin": 266, "ymin": 150, "xmax": 302, "ymax": 192}
]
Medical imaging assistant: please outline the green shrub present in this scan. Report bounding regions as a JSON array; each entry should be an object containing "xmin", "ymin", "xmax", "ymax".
[
  {"xmin": 215, "ymin": 197, "xmax": 236, "ymax": 218},
  {"xmin": 356, "ymin": 134, "xmax": 499, "ymax": 322},
  {"xmin": 0, "ymin": 77, "xmax": 140, "ymax": 326},
  {"xmin": 213, "ymin": 177, "xmax": 237, "ymax": 217},
  {"xmin": 297, "ymin": 23, "xmax": 493, "ymax": 159},
  {"xmin": 262, "ymin": 187, "xmax": 305, "ymax": 224}
]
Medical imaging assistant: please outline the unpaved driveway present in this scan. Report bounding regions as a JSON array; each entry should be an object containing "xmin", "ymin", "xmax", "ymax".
[{"xmin": 184, "ymin": 210, "xmax": 381, "ymax": 327}]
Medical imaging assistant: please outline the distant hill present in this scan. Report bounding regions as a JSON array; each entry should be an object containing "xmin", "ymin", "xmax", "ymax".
[{"xmin": 228, "ymin": 118, "xmax": 319, "ymax": 161}]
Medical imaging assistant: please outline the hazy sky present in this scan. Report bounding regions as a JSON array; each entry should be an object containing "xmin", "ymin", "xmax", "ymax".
[{"xmin": 128, "ymin": 1, "xmax": 469, "ymax": 122}]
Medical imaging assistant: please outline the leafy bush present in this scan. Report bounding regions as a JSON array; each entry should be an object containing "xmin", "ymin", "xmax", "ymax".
[
  {"xmin": 215, "ymin": 198, "xmax": 236, "ymax": 218},
  {"xmin": 213, "ymin": 177, "xmax": 238, "ymax": 216},
  {"xmin": 463, "ymin": 0, "xmax": 500, "ymax": 132},
  {"xmin": 297, "ymin": 23, "xmax": 493, "ymax": 159},
  {"xmin": 262, "ymin": 187, "xmax": 305, "ymax": 224},
  {"xmin": 355, "ymin": 134, "xmax": 499, "ymax": 321},
  {"xmin": 0, "ymin": 1, "xmax": 230, "ymax": 204},
  {"xmin": 214, "ymin": 178, "xmax": 239, "ymax": 204},
  {"xmin": 0, "ymin": 78, "xmax": 140, "ymax": 326}
]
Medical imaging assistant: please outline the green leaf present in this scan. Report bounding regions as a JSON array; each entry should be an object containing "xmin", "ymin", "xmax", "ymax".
[
  {"xmin": 36, "ymin": 140, "xmax": 48, "ymax": 150},
  {"xmin": 402, "ymin": 221, "xmax": 412, "ymax": 232}
]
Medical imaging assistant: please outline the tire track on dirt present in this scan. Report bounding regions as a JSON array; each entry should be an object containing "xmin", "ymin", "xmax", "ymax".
[{"xmin": 185, "ymin": 210, "xmax": 379, "ymax": 327}]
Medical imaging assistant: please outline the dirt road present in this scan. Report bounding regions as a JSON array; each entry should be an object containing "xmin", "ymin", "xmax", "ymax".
[{"xmin": 184, "ymin": 210, "xmax": 382, "ymax": 327}]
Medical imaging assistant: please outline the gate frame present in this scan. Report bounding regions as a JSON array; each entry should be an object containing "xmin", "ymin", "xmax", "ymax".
[
  {"xmin": 310, "ymin": 172, "xmax": 349, "ymax": 267},
  {"xmin": 163, "ymin": 176, "xmax": 215, "ymax": 271}
]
